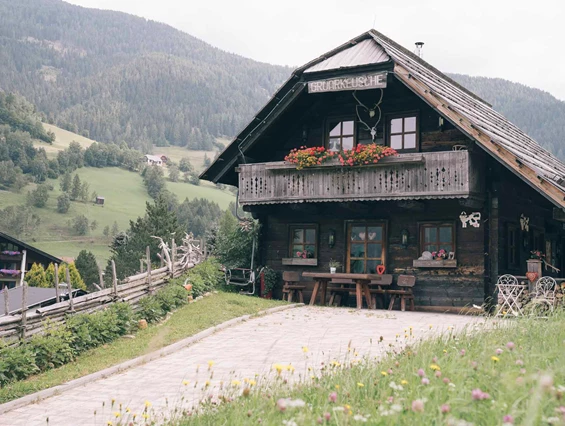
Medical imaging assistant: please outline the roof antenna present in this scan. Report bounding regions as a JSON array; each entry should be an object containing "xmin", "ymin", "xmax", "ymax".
[{"xmin": 415, "ymin": 42, "xmax": 424, "ymax": 58}]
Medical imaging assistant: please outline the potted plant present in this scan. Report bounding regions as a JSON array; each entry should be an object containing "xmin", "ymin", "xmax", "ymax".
[
  {"xmin": 262, "ymin": 266, "xmax": 279, "ymax": 299},
  {"xmin": 329, "ymin": 259, "xmax": 342, "ymax": 274}
]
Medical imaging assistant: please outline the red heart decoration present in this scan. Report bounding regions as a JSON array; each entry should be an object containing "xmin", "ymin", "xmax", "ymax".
[
  {"xmin": 376, "ymin": 265, "xmax": 386, "ymax": 275},
  {"xmin": 526, "ymin": 272, "xmax": 538, "ymax": 283}
]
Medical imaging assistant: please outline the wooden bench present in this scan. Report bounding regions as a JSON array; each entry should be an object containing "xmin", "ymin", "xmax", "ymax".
[
  {"xmin": 329, "ymin": 275, "xmax": 393, "ymax": 308},
  {"xmin": 387, "ymin": 275, "xmax": 416, "ymax": 311},
  {"xmin": 282, "ymin": 271, "xmax": 305, "ymax": 303}
]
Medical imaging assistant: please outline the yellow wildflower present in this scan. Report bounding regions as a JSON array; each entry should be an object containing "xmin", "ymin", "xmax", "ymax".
[
  {"xmin": 106, "ymin": 422, "xmax": 113, "ymax": 426},
  {"xmin": 429, "ymin": 324, "xmax": 433, "ymax": 329},
  {"xmin": 125, "ymin": 408, "xmax": 130, "ymax": 413},
  {"xmin": 357, "ymin": 382, "xmax": 365, "ymax": 387},
  {"xmin": 114, "ymin": 412, "xmax": 120, "ymax": 418},
  {"xmin": 491, "ymin": 356, "xmax": 500, "ymax": 362},
  {"xmin": 443, "ymin": 349, "xmax": 447, "ymax": 354},
  {"xmin": 249, "ymin": 379, "xmax": 256, "ymax": 386},
  {"xmin": 430, "ymin": 364, "xmax": 441, "ymax": 371},
  {"xmin": 273, "ymin": 364, "xmax": 283, "ymax": 375},
  {"xmin": 207, "ymin": 360, "xmax": 215, "ymax": 369},
  {"xmin": 302, "ymin": 346, "xmax": 309, "ymax": 353},
  {"xmin": 144, "ymin": 401, "xmax": 151, "ymax": 408},
  {"xmin": 142, "ymin": 414, "xmax": 149, "ymax": 420},
  {"xmin": 335, "ymin": 384, "xmax": 340, "ymax": 389},
  {"xmin": 183, "ymin": 380, "xmax": 189, "ymax": 386},
  {"xmin": 205, "ymin": 380, "xmax": 211, "ymax": 387},
  {"xmin": 232, "ymin": 380, "xmax": 241, "ymax": 386},
  {"xmin": 401, "ymin": 379, "xmax": 408, "ymax": 385},
  {"xmin": 381, "ymin": 371, "xmax": 388, "ymax": 376}
]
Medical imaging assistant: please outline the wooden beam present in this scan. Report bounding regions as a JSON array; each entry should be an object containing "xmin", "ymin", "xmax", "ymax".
[
  {"xmin": 459, "ymin": 198, "xmax": 485, "ymax": 209},
  {"xmin": 397, "ymin": 200, "xmax": 425, "ymax": 211},
  {"xmin": 553, "ymin": 208, "xmax": 565, "ymax": 222},
  {"xmin": 394, "ymin": 64, "xmax": 565, "ymax": 210}
]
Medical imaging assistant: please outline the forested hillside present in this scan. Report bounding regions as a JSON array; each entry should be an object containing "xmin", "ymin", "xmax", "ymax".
[
  {"xmin": 449, "ymin": 74, "xmax": 565, "ymax": 160},
  {"xmin": 0, "ymin": 0, "xmax": 290, "ymax": 152}
]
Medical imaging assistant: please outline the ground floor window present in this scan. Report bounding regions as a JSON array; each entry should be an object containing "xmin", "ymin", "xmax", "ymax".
[
  {"xmin": 289, "ymin": 224, "xmax": 318, "ymax": 259},
  {"xmin": 347, "ymin": 223, "xmax": 386, "ymax": 273},
  {"xmin": 419, "ymin": 222, "xmax": 455, "ymax": 255}
]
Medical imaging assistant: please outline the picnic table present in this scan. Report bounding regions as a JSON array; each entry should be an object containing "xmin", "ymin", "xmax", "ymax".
[{"xmin": 302, "ymin": 272, "xmax": 392, "ymax": 309}]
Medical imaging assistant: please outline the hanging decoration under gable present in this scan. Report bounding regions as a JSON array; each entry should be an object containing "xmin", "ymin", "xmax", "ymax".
[{"xmin": 460, "ymin": 211, "xmax": 481, "ymax": 228}]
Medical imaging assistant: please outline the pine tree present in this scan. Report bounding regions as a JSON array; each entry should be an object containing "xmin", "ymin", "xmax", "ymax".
[
  {"xmin": 45, "ymin": 263, "xmax": 56, "ymax": 287},
  {"xmin": 26, "ymin": 263, "xmax": 47, "ymax": 287},
  {"xmin": 111, "ymin": 221, "xmax": 119, "ymax": 236},
  {"xmin": 71, "ymin": 174, "xmax": 82, "ymax": 200},
  {"xmin": 58, "ymin": 263, "xmax": 86, "ymax": 291},
  {"xmin": 60, "ymin": 172, "xmax": 72, "ymax": 193},
  {"xmin": 75, "ymin": 250, "xmax": 99, "ymax": 291}
]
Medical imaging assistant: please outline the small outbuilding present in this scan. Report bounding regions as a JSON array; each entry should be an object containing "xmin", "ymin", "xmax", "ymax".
[{"xmin": 95, "ymin": 196, "xmax": 105, "ymax": 205}]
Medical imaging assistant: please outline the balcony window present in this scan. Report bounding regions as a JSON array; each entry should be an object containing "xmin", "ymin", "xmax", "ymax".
[
  {"xmin": 327, "ymin": 118, "xmax": 355, "ymax": 152},
  {"xmin": 388, "ymin": 113, "xmax": 418, "ymax": 152}
]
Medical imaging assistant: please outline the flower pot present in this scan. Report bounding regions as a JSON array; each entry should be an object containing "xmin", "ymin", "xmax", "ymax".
[
  {"xmin": 262, "ymin": 291, "xmax": 273, "ymax": 299},
  {"xmin": 330, "ymin": 267, "xmax": 336, "ymax": 274}
]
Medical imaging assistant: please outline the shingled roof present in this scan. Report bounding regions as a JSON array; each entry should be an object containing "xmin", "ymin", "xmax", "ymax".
[{"xmin": 202, "ymin": 29, "xmax": 565, "ymax": 209}]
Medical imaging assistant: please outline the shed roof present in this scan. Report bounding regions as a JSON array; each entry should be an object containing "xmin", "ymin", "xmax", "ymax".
[
  {"xmin": 0, "ymin": 286, "xmax": 86, "ymax": 316},
  {"xmin": 201, "ymin": 29, "xmax": 565, "ymax": 209}
]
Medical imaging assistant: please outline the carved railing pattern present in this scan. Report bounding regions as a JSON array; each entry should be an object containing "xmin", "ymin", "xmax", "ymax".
[{"xmin": 238, "ymin": 151, "xmax": 481, "ymax": 205}]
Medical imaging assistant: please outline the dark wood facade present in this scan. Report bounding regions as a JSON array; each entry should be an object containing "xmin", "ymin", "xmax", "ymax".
[{"xmin": 203, "ymin": 30, "xmax": 565, "ymax": 309}]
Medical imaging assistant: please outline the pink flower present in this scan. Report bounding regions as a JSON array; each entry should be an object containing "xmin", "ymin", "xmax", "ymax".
[
  {"xmin": 443, "ymin": 378, "xmax": 450, "ymax": 384},
  {"xmin": 515, "ymin": 359, "xmax": 524, "ymax": 366},
  {"xmin": 441, "ymin": 404, "xmax": 450, "ymax": 414},
  {"xmin": 417, "ymin": 369, "xmax": 425, "ymax": 377},
  {"xmin": 556, "ymin": 406, "xmax": 565, "ymax": 416},
  {"xmin": 495, "ymin": 348, "xmax": 503, "ymax": 355},
  {"xmin": 422, "ymin": 378, "xmax": 430, "ymax": 385},
  {"xmin": 276, "ymin": 398, "xmax": 287, "ymax": 411},
  {"xmin": 432, "ymin": 357, "xmax": 438, "ymax": 363},
  {"xmin": 471, "ymin": 389, "xmax": 490, "ymax": 400},
  {"xmin": 506, "ymin": 342, "xmax": 515, "ymax": 350},
  {"xmin": 328, "ymin": 392, "xmax": 337, "ymax": 403},
  {"xmin": 323, "ymin": 412, "xmax": 331, "ymax": 421},
  {"xmin": 411, "ymin": 399, "xmax": 425, "ymax": 413},
  {"xmin": 460, "ymin": 349, "xmax": 466, "ymax": 356},
  {"xmin": 388, "ymin": 368, "xmax": 393, "ymax": 375},
  {"xmin": 387, "ymin": 396, "xmax": 394, "ymax": 403},
  {"xmin": 435, "ymin": 371, "xmax": 442, "ymax": 378},
  {"xmin": 503, "ymin": 415, "xmax": 514, "ymax": 424},
  {"xmin": 471, "ymin": 361, "xmax": 478, "ymax": 370}
]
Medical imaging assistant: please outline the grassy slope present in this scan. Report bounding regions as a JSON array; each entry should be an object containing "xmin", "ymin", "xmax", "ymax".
[
  {"xmin": 39, "ymin": 123, "xmax": 96, "ymax": 158},
  {"xmin": 1, "ymin": 167, "xmax": 233, "ymax": 262},
  {"xmin": 156, "ymin": 137, "xmax": 229, "ymax": 173},
  {"xmin": 180, "ymin": 314, "xmax": 565, "ymax": 425},
  {"xmin": 0, "ymin": 293, "xmax": 284, "ymax": 404}
]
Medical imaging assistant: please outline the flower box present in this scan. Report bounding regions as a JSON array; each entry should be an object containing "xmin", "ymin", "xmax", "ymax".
[
  {"xmin": 281, "ymin": 258, "xmax": 318, "ymax": 266},
  {"xmin": 412, "ymin": 259, "xmax": 457, "ymax": 268},
  {"xmin": 0, "ymin": 269, "xmax": 21, "ymax": 279}
]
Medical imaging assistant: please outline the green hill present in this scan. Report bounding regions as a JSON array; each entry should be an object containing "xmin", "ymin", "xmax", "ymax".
[{"xmin": 0, "ymin": 167, "xmax": 234, "ymax": 262}]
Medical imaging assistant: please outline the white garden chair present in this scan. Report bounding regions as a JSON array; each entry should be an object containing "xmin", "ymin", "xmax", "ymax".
[
  {"xmin": 495, "ymin": 274, "xmax": 524, "ymax": 317},
  {"xmin": 530, "ymin": 276, "xmax": 557, "ymax": 315}
]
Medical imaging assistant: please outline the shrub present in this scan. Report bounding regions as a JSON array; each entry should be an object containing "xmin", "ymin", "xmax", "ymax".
[
  {"xmin": 0, "ymin": 344, "xmax": 38, "ymax": 385},
  {"xmin": 156, "ymin": 284, "xmax": 188, "ymax": 312},
  {"xmin": 56, "ymin": 193, "xmax": 71, "ymax": 213},
  {"xmin": 28, "ymin": 323, "xmax": 75, "ymax": 371},
  {"xmin": 71, "ymin": 214, "xmax": 89, "ymax": 235},
  {"xmin": 185, "ymin": 258, "xmax": 224, "ymax": 297},
  {"xmin": 137, "ymin": 296, "xmax": 164, "ymax": 324},
  {"xmin": 27, "ymin": 184, "xmax": 50, "ymax": 208}
]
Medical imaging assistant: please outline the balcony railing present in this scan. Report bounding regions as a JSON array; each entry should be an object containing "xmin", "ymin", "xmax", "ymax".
[{"xmin": 237, "ymin": 151, "xmax": 482, "ymax": 205}]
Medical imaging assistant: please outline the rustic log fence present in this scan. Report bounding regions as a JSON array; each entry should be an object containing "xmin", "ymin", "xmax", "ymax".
[{"xmin": 0, "ymin": 237, "xmax": 205, "ymax": 344}]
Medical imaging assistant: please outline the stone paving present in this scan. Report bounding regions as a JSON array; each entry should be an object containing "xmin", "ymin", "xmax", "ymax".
[{"xmin": 1, "ymin": 306, "xmax": 484, "ymax": 425}]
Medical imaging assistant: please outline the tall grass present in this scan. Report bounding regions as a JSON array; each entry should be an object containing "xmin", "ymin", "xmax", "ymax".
[{"xmin": 175, "ymin": 313, "xmax": 565, "ymax": 425}]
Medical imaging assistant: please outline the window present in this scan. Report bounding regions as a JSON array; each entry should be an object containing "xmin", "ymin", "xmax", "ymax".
[
  {"xmin": 327, "ymin": 118, "xmax": 355, "ymax": 152},
  {"xmin": 347, "ymin": 223, "xmax": 386, "ymax": 273},
  {"xmin": 507, "ymin": 224, "xmax": 519, "ymax": 268},
  {"xmin": 388, "ymin": 114, "xmax": 418, "ymax": 151},
  {"xmin": 289, "ymin": 225, "xmax": 318, "ymax": 259},
  {"xmin": 420, "ymin": 223, "xmax": 455, "ymax": 255}
]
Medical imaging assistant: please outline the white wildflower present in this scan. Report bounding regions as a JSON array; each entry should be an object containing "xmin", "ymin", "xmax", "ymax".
[
  {"xmin": 389, "ymin": 381, "xmax": 404, "ymax": 391},
  {"xmin": 353, "ymin": 414, "xmax": 368, "ymax": 422},
  {"xmin": 333, "ymin": 406, "xmax": 345, "ymax": 412},
  {"xmin": 282, "ymin": 420, "xmax": 298, "ymax": 426}
]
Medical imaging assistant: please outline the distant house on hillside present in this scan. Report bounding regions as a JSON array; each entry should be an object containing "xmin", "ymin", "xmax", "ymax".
[
  {"xmin": 0, "ymin": 231, "xmax": 61, "ymax": 290},
  {"xmin": 144, "ymin": 154, "xmax": 168, "ymax": 166}
]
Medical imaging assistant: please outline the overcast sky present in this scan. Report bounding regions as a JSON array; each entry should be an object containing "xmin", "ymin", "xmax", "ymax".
[{"xmin": 67, "ymin": 0, "xmax": 565, "ymax": 100}]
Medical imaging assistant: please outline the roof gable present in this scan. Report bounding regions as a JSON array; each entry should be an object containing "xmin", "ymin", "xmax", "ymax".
[{"xmin": 304, "ymin": 39, "xmax": 389, "ymax": 73}]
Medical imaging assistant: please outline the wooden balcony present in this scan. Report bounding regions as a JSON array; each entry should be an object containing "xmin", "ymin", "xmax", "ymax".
[{"xmin": 237, "ymin": 151, "xmax": 483, "ymax": 205}]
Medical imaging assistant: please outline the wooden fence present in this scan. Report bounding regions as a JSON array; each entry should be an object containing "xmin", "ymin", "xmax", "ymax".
[{"xmin": 0, "ymin": 237, "xmax": 205, "ymax": 344}]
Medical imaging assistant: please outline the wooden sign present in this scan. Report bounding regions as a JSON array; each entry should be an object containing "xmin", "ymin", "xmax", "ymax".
[{"xmin": 308, "ymin": 72, "xmax": 387, "ymax": 93}]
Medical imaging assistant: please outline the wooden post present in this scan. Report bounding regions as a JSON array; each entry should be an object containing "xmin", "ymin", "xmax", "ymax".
[
  {"xmin": 146, "ymin": 246, "xmax": 152, "ymax": 293},
  {"xmin": 66, "ymin": 267, "xmax": 74, "ymax": 311},
  {"xmin": 20, "ymin": 279, "xmax": 28, "ymax": 339},
  {"xmin": 203, "ymin": 238, "xmax": 207, "ymax": 259},
  {"xmin": 139, "ymin": 259, "xmax": 144, "ymax": 274},
  {"xmin": 18, "ymin": 250, "xmax": 27, "ymax": 287},
  {"xmin": 111, "ymin": 260, "xmax": 118, "ymax": 297},
  {"xmin": 170, "ymin": 239, "xmax": 176, "ymax": 278},
  {"xmin": 200, "ymin": 238, "xmax": 204, "ymax": 262},
  {"xmin": 98, "ymin": 265, "xmax": 105, "ymax": 289},
  {"xmin": 54, "ymin": 263, "xmax": 60, "ymax": 303},
  {"xmin": 160, "ymin": 249, "xmax": 164, "ymax": 268},
  {"xmin": 3, "ymin": 283, "xmax": 9, "ymax": 316},
  {"xmin": 486, "ymin": 192, "xmax": 499, "ymax": 311}
]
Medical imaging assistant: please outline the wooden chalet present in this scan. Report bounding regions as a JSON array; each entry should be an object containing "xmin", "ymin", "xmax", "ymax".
[
  {"xmin": 0, "ymin": 231, "xmax": 61, "ymax": 290},
  {"xmin": 202, "ymin": 30, "xmax": 565, "ymax": 309}
]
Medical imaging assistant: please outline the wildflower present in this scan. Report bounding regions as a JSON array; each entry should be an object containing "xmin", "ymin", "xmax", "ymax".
[
  {"xmin": 273, "ymin": 364, "xmax": 283, "ymax": 375},
  {"xmin": 503, "ymin": 414, "xmax": 514, "ymax": 424},
  {"xmin": 430, "ymin": 364, "xmax": 441, "ymax": 371},
  {"xmin": 506, "ymin": 342, "xmax": 515, "ymax": 351},
  {"xmin": 125, "ymin": 408, "xmax": 130, "ymax": 413},
  {"xmin": 231, "ymin": 380, "xmax": 241, "ymax": 386},
  {"xmin": 207, "ymin": 360, "xmax": 215, "ymax": 369},
  {"xmin": 335, "ymin": 384, "xmax": 340, "ymax": 389},
  {"xmin": 401, "ymin": 379, "xmax": 409, "ymax": 385},
  {"xmin": 106, "ymin": 422, "xmax": 113, "ymax": 426},
  {"xmin": 460, "ymin": 349, "xmax": 466, "ymax": 356},
  {"xmin": 144, "ymin": 401, "xmax": 151, "ymax": 408},
  {"xmin": 381, "ymin": 371, "xmax": 388, "ymax": 376},
  {"xmin": 324, "ymin": 412, "xmax": 331, "ymax": 421},
  {"xmin": 516, "ymin": 359, "xmax": 524, "ymax": 366},
  {"xmin": 389, "ymin": 381, "xmax": 404, "ymax": 391},
  {"xmin": 443, "ymin": 349, "xmax": 447, "ymax": 354},
  {"xmin": 471, "ymin": 388, "xmax": 490, "ymax": 400},
  {"xmin": 471, "ymin": 361, "xmax": 478, "ymax": 370},
  {"xmin": 114, "ymin": 412, "xmax": 120, "ymax": 418},
  {"xmin": 417, "ymin": 368, "xmax": 426, "ymax": 377},
  {"xmin": 357, "ymin": 382, "xmax": 365, "ymax": 387},
  {"xmin": 412, "ymin": 399, "xmax": 425, "ymax": 413},
  {"xmin": 388, "ymin": 368, "xmax": 393, "ymax": 374},
  {"xmin": 353, "ymin": 414, "xmax": 368, "ymax": 422},
  {"xmin": 495, "ymin": 348, "xmax": 503, "ymax": 355},
  {"xmin": 435, "ymin": 371, "xmax": 442, "ymax": 378},
  {"xmin": 328, "ymin": 392, "xmax": 337, "ymax": 403},
  {"xmin": 182, "ymin": 380, "xmax": 189, "ymax": 386},
  {"xmin": 441, "ymin": 404, "xmax": 451, "ymax": 414},
  {"xmin": 541, "ymin": 375, "xmax": 554, "ymax": 391},
  {"xmin": 491, "ymin": 356, "xmax": 500, "ymax": 362},
  {"xmin": 204, "ymin": 380, "xmax": 210, "ymax": 387},
  {"xmin": 422, "ymin": 378, "xmax": 430, "ymax": 385},
  {"xmin": 429, "ymin": 325, "xmax": 433, "ymax": 329},
  {"xmin": 242, "ymin": 387, "xmax": 251, "ymax": 397},
  {"xmin": 276, "ymin": 398, "xmax": 287, "ymax": 412},
  {"xmin": 249, "ymin": 379, "xmax": 256, "ymax": 386},
  {"xmin": 443, "ymin": 378, "xmax": 451, "ymax": 384},
  {"xmin": 302, "ymin": 346, "xmax": 309, "ymax": 353}
]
